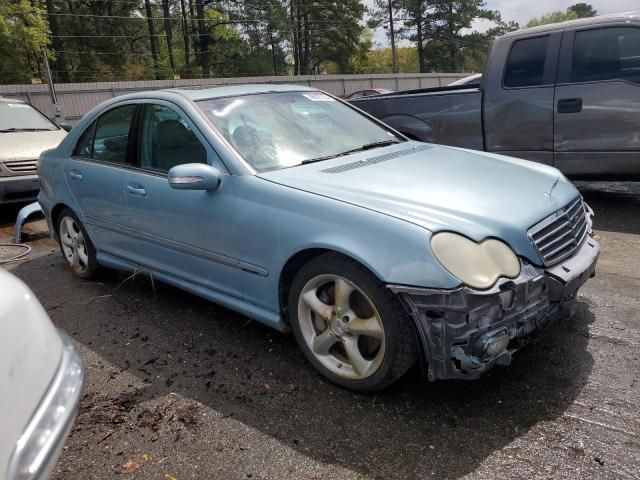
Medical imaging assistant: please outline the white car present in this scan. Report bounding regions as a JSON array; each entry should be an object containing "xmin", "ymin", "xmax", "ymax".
[
  {"xmin": 0, "ymin": 98, "xmax": 67, "ymax": 205},
  {"xmin": 0, "ymin": 270, "xmax": 83, "ymax": 479},
  {"xmin": 449, "ymin": 73, "xmax": 482, "ymax": 86}
]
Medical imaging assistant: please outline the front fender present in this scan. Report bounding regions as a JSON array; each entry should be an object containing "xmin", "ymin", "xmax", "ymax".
[{"xmin": 236, "ymin": 176, "xmax": 461, "ymax": 313}]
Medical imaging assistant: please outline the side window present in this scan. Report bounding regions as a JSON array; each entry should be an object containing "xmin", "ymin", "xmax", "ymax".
[
  {"xmin": 572, "ymin": 27, "xmax": 640, "ymax": 84},
  {"xmin": 138, "ymin": 104, "xmax": 207, "ymax": 173},
  {"xmin": 92, "ymin": 104, "xmax": 136, "ymax": 164},
  {"xmin": 504, "ymin": 36, "xmax": 549, "ymax": 88},
  {"xmin": 73, "ymin": 121, "xmax": 95, "ymax": 158},
  {"xmin": 350, "ymin": 91, "xmax": 363, "ymax": 99}
]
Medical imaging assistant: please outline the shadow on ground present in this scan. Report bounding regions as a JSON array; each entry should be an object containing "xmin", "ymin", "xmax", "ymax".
[
  {"xmin": 12, "ymin": 254, "xmax": 595, "ymax": 479},
  {"xmin": 576, "ymin": 181, "xmax": 640, "ymax": 235}
]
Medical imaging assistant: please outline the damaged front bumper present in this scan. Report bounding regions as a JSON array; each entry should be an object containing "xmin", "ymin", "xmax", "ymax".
[{"xmin": 390, "ymin": 235, "xmax": 600, "ymax": 381}]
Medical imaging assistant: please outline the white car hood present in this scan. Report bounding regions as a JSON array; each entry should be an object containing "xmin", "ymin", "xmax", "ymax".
[
  {"xmin": 0, "ymin": 270, "xmax": 62, "ymax": 471},
  {"xmin": 0, "ymin": 130, "xmax": 67, "ymax": 162}
]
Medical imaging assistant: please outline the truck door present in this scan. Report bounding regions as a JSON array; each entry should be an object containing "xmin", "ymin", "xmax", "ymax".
[
  {"xmin": 554, "ymin": 25, "xmax": 640, "ymax": 178},
  {"xmin": 483, "ymin": 32, "xmax": 561, "ymax": 165}
]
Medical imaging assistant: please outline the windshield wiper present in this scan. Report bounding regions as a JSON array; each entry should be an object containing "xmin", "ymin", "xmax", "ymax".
[
  {"xmin": 301, "ymin": 140, "xmax": 401, "ymax": 165},
  {"xmin": 0, "ymin": 128, "xmax": 53, "ymax": 133}
]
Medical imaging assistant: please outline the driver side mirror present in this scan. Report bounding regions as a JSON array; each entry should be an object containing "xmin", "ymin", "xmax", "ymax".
[{"xmin": 168, "ymin": 164, "xmax": 221, "ymax": 191}]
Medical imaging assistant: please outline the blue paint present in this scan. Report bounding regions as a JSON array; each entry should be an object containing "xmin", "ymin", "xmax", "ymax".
[{"xmin": 38, "ymin": 85, "xmax": 580, "ymax": 331}]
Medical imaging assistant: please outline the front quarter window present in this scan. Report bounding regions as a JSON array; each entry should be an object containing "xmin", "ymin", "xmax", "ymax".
[
  {"xmin": 196, "ymin": 91, "xmax": 401, "ymax": 172},
  {"xmin": 73, "ymin": 122, "xmax": 95, "ymax": 158}
]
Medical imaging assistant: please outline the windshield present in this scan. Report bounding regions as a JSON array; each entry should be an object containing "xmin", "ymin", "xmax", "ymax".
[
  {"xmin": 196, "ymin": 91, "xmax": 402, "ymax": 172},
  {"xmin": 0, "ymin": 102, "xmax": 59, "ymax": 132}
]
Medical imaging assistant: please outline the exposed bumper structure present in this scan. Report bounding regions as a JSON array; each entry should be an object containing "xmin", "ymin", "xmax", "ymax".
[
  {"xmin": 0, "ymin": 174, "xmax": 39, "ymax": 205},
  {"xmin": 14, "ymin": 202, "xmax": 44, "ymax": 244},
  {"xmin": 391, "ymin": 236, "xmax": 600, "ymax": 381}
]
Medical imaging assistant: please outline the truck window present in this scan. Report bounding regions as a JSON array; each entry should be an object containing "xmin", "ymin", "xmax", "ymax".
[
  {"xmin": 504, "ymin": 36, "xmax": 549, "ymax": 88},
  {"xmin": 571, "ymin": 27, "xmax": 640, "ymax": 84}
]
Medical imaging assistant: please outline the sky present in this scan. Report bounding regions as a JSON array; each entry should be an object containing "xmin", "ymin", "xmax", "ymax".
[{"xmin": 366, "ymin": 0, "xmax": 640, "ymax": 47}]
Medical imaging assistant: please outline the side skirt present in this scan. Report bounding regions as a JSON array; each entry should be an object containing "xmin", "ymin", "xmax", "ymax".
[{"xmin": 96, "ymin": 252, "xmax": 289, "ymax": 333}]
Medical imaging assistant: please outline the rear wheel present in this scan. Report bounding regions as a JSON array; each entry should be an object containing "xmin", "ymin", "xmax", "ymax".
[
  {"xmin": 288, "ymin": 253, "xmax": 418, "ymax": 392},
  {"xmin": 57, "ymin": 208, "xmax": 99, "ymax": 279}
]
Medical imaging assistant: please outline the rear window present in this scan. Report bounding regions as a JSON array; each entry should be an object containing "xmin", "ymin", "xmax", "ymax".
[
  {"xmin": 571, "ymin": 27, "xmax": 640, "ymax": 84},
  {"xmin": 504, "ymin": 36, "xmax": 549, "ymax": 88}
]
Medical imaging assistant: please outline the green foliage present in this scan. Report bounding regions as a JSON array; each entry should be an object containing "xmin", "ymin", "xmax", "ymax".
[
  {"xmin": 567, "ymin": 3, "xmax": 597, "ymax": 18},
  {"xmin": 401, "ymin": 0, "xmax": 518, "ymax": 73},
  {"xmin": 0, "ymin": 0, "xmax": 50, "ymax": 83},
  {"xmin": 290, "ymin": 0, "xmax": 369, "ymax": 74},
  {"xmin": 0, "ymin": 0, "xmax": 545, "ymax": 84},
  {"xmin": 346, "ymin": 47, "xmax": 419, "ymax": 74},
  {"xmin": 526, "ymin": 10, "xmax": 579, "ymax": 28}
]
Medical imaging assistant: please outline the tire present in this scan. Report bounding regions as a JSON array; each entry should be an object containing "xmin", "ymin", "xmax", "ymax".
[
  {"xmin": 57, "ymin": 208, "xmax": 100, "ymax": 279},
  {"xmin": 288, "ymin": 252, "xmax": 418, "ymax": 392}
]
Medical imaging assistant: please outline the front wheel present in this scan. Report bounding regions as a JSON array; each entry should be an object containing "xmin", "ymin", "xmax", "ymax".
[{"xmin": 288, "ymin": 253, "xmax": 418, "ymax": 392}]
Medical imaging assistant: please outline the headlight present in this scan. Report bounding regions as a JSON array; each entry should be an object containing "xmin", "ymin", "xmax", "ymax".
[{"xmin": 431, "ymin": 232, "xmax": 520, "ymax": 289}]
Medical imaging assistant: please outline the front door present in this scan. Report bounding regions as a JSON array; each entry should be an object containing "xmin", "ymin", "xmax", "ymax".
[
  {"xmin": 120, "ymin": 102, "xmax": 243, "ymax": 299},
  {"xmin": 554, "ymin": 25, "xmax": 640, "ymax": 177}
]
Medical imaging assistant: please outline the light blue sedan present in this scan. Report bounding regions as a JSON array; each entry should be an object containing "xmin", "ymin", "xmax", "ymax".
[{"xmin": 38, "ymin": 85, "xmax": 600, "ymax": 391}]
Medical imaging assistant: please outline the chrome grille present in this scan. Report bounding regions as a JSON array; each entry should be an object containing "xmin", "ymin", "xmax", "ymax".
[
  {"xmin": 4, "ymin": 159, "xmax": 38, "ymax": 174},
  {"xmin": 528, "ymin": 197, "xmax": 590, "ymax": 267}
]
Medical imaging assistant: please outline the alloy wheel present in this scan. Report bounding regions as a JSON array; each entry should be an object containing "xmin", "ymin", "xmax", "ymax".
[
  {"xmin": 297, "ymin": 274, "xmax": 386, "ymax": 380},
  {"xmin": 59, "ymin": 216, "xmax": 90, "ymax": 274}
]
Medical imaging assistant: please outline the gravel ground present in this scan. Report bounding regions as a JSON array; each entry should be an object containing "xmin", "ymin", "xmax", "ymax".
[{"xmin": 1, "ymin": 181, "xmax": 639, "ymax": 480}]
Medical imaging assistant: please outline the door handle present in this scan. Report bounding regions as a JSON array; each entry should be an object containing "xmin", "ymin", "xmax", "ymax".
[
  {"xmin": 126, "ymin": 183, "xmax": 146, "ymax": 197},
  {"xmin": 557, "ymin": 98, "xmax": 582, "ymax": 113},
  {"xmin": 68, "ymin": 170, "xmax": 83, "ymax": 181}
]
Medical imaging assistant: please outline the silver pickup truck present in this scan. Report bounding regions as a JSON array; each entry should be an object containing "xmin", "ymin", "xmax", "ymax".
[{"xmin": 351, "ymin": 12, "xmax": 640, "ymax": 180}]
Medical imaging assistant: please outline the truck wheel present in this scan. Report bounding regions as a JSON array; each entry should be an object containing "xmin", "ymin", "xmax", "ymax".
[
  {"xmin": 57, "ymin": 208, "xmax": 99, "ymax": 279},
  {"xmin": 288, "ymin": 253, "xmax": 418, "ymax": 392}
]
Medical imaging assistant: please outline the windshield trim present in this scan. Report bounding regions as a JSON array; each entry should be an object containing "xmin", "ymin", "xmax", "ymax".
[{"xmin": 194, "ymin": 90, "xmax": 406, "ymax": 175}]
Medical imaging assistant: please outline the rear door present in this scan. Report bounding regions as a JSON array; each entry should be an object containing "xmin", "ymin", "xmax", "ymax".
[
  {"xmin": 64, "ymin": 103, "xmax": 137, "ymax": 255},
  {"xmin": 483, "ymin": 32, "xmax": 561, "ymax": 165},
  {"xmin": 554, "ymin": 25, "xmax": 640, "ymax": 178}
]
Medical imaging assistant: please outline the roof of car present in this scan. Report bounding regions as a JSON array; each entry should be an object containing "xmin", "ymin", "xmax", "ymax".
[
  {"xmin": 503, "ymin": 11, "xmax": 640, "ymax": 37},
  {"xmin": 0, "ymin": 97, "xmax": 25, "ymax": 104},
  {"xmin": 169, "ymin": 83, "xmax": 317, "ymax": 101}
]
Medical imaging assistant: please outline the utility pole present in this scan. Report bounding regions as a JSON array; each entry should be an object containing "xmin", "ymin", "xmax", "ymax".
[
  {"xmin": 388, "ymin": 0, "xmax": 398, "ymax": 74},
  {"xmin": 42, "ymin": 48, "xmax": 63, "ymax": 121}
]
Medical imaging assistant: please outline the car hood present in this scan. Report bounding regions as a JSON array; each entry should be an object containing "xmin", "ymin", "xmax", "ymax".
[
  {"xmin": 259, "ymin": 142, "xmax": 580, "ymax": 264},
  {"xmin": 0, "ymin": 130, "xmax": 67, "ymax": 162}
]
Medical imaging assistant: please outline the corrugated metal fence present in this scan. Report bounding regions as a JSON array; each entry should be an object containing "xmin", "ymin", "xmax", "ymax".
[{"xmin": 0, "ymin": 73, "xmax": 469, "ymax": 123}]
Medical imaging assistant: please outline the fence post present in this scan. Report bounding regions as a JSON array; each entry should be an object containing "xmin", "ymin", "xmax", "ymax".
[
  {"xmin": 42, "ymin": 48, "xmax": 63, "ymax": 121},
  {"xmin": 342, "ymin": 77, "xmax": 346, "ymax": 97}
]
